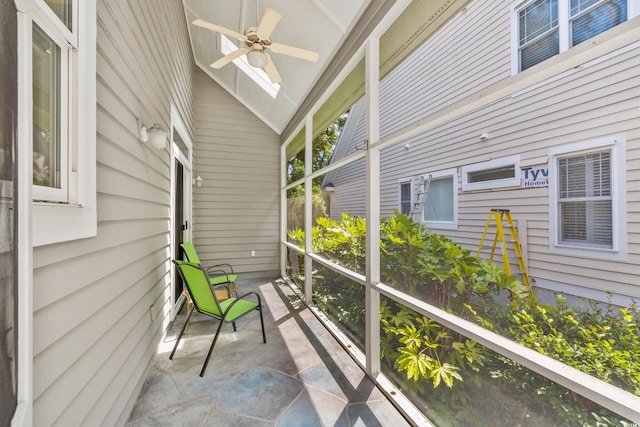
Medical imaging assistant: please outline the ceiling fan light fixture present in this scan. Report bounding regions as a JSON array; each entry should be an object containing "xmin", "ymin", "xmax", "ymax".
[{"xmin": 247, "ymin": 49, "xmax": 268, "ymax": 68}]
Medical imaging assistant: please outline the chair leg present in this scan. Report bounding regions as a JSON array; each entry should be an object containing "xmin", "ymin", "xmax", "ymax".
[
  {"xmin": 200, "ymin": 318, "xmax": 226, "ymax": 377},
  {"xmin": 258, "ymin": 306, "xmax": 266, "ymax": 344},
  {"xmin": 169, "ymin": 305, "xmax": 194, "ymax": 360}
]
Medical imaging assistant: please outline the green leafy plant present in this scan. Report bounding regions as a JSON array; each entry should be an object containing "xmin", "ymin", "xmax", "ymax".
[{"xmin": 288, "ymin": 212, "xmax": 639, "ymax": 425}]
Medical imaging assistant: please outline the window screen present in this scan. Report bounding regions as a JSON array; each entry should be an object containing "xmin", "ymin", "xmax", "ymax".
[
  {"xmin": 467, "ymin": 165, "xmax": 516, "ymax": 184},
  {"xmin": 400, "ymin": 182, "xmax": 412, "ymax": 216},
  {"xmin": 425, "ymin": 176, "xmax": 454, "ymax": 222},
  {"xmin": 571, "ymin": 0, "xmax": 627, "ymax": 46},
  {"xmin": 558, "ymin": 150, "xmax": 612, "ymax": 247},
  {"xmin": 519, "ymin": 0, "xmax": 559, "ymax": 70}
]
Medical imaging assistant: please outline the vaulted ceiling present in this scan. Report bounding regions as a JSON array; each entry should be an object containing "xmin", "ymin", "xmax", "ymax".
[{"xmin": 183, "ymin": 0, "xmax": 374, "ymax": 134}]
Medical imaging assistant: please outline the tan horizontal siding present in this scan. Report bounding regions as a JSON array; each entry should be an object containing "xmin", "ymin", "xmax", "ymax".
[
  {"xmin": 331, "ymin": 1, "xmax": 640, "ymax": 300},
  {"xmin": 192, "ymin": 70, "xmax": 280, "ymax": 277},
  {"xmin": 32, "ymin": 0, "xmax": 195, "ymax": 425}
]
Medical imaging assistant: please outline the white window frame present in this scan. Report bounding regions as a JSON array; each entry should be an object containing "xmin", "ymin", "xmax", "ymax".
[
  {"xmin": 19, "ymin": 0, "xmax": 97, "ymax": 246},
  {"xmin": 548, "ymin": 135, "xmax": 627, "ymax": 260},
  {"xmin": 461, "ymin": 155, "xmax": 521, "ymax": 192},
  {"xmin": 421, "ymin": 168, "xmax": 458, "ymax": 230},
  {"xmin": 511, "ymin": 0, "xmax": 640, "ymax": 74},
  {"xmin": 31, "ymin": 18, "xmax": 70, "ymax": 203},
  {"xmin": 398, "ymin": 178, "xmax": 412, "ymax": 216},
  {"xmin": 170, "ymin": 105, "xmax": 194, "ymax": 321}
]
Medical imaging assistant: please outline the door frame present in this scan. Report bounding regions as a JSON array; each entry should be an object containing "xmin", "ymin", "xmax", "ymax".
[{"xmin": 170, "ymin": 106, "xmax": 193, "ymax": 321}]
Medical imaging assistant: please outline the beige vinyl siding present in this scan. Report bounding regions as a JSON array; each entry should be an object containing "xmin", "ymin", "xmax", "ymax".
[
  {"xmin": 379, "ymin": 46, "xmax": 640, "ymax": 298},
  {"xmin": 331, "ymin": 0, "xmax": 640, "ymax": 300},
  {"xmin": 379, "ymin": 0, "xmax": 511, "ymax": 139},
  {"xmin": 324, "ymin": 101, "xmax": 367, "ymax": 220},
  {"xmin": 32, "ymin": 0, "xmax": 194, "ymax": 425},
  {"xmin": 193, "ymin": 70, "xmax": 280, "ymax": 278}
]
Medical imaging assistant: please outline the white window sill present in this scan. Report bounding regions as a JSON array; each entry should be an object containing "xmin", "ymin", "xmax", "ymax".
[
  {"xmin": 33, "ymin": 202, "xmax": 96, "ymax": 246},
  {"xmin": 424, "ymin": 221, "xmax": 458, "ymax": 231},
  {"xmin": 549, "ymin": 243, "xmax": 627, "ymax": 262}
]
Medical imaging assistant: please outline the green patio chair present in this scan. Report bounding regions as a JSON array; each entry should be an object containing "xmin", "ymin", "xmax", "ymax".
[
  {"xmin": 180, "ymin": 242, "xmax": 237, "ymax": 300},
  {"xmin": 170, "ymin": 260, "xmax": 266, "ymax": 377}
]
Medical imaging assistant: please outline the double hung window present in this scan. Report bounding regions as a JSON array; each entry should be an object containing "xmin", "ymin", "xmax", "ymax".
[
  {"xmin": 515, "ymin": 0, "xmax": 635, "ymax": 71},
  {"xmin": 558, "ymin": 150, "xmax": 612, "ymax": 247},
  {"xmin": 31, "ymin": 0, "xmax": 78, "ymax": 203},
  {"xmin": 399, "ymin": 180, "xmax": 412, "ymax": 216},
  {"xmin": 548, "ymin": 136, "xmax": 626, "ymax": 258},
  {"xmin": 23, "ymin": 0, "xmax": 97, "ymax": 245}
]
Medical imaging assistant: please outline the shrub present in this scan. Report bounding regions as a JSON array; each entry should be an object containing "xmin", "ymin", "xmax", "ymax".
[{"xmin": 288, "ymin": 212, "xmax": 639, "ymax": 425}]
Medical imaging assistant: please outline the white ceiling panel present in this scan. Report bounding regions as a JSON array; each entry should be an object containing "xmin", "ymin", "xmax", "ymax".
[{"xmin": 183, "ymin": 0, "xmax": 371, "ymax": 134}]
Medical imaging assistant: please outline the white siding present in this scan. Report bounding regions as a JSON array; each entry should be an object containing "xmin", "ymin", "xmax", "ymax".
[
  {"xmin": 330, "ymin": 0, "xmax": 640, "ymax": 300},
  {"xmin": 32, "ymin": 0, "xmax": 195, "ymax": 425},
  {"xmin": 193, "ymin": 70, "xmax": 281, "ymax": 278}
]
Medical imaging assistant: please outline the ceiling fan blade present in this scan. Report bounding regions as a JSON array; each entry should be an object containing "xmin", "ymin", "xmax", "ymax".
[
  {"xmin": 192, "ymin": 18, "xmax": 246, "ymax": 42},
  {"xmin": 210, "ymin": 48, "xmax": 250, "ymax": 69},
  {"xmin": 264, "ymin": 53, "xmax": 282, "ymax": 84},
  {"xmin": 270, "ymin": 43, "xmax": 319, "ymax": 62},
  {"xmin": 256, "ymin": 8, "xmax": 281, "ymax": 40}
]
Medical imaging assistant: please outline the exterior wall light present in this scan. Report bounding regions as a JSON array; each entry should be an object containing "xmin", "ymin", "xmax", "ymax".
[
  {"xmin": 138, "ymin": 120, "xmax": 168, "ymax": 150},
  {"xmin": 194, "ymin": 175, "xmax": 204, "ymax": 187}
]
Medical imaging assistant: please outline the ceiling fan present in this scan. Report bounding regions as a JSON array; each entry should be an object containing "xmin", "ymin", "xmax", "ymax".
[{"xmin": 193, "ymin": 7, "xmax": 319, "ymax": 84}]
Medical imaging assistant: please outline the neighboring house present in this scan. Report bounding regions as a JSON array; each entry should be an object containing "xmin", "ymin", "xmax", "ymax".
[{"xmin": 324, "ymin": 0, "xmax": 640, "ymax": 305}]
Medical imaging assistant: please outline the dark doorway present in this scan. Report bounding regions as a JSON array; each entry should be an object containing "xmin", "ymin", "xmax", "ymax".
[
  {"xmin": 0, "ymin": 0, "xmax": 19, "ymax": 424},
  {"xmin": 173, "ymin": 159, "xmax": 184, "ymax": 303}
]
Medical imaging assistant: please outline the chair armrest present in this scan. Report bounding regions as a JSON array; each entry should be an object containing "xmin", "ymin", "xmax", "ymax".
[
  {"xmin": 207, "ymin": 269, "xmax": 230, "ymax": 279},
  {"xmin": 206, "ymin": 263, "xmax": 234, "ymax": 274},
  {"xmin": 237, "ymin": 291, "xmax": 261, "ymax": 305},
  {"xmin": 222, "ymin": 291, "xmax": 262, "ymax": 316}
]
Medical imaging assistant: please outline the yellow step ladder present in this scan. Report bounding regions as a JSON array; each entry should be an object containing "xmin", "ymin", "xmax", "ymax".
[{"xmin": 477, "ymin": 209, "xmax": 532, "ymax": 294}]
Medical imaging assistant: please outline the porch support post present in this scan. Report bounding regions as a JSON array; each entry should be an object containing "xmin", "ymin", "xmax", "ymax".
[
  {"xmin": 15, "ymin": 3, "xmax": 34, "ymax": 425},
  {"xmin": 365, "ymin": 36, "xmax": 381, "ymax": 376},
  {"xmin": 304, "ymin": 115, "xmax": 313, "ymax": 304},
  {"xmin": 280, "ymin": 143, "xmax": 287, "ymax": 277}
]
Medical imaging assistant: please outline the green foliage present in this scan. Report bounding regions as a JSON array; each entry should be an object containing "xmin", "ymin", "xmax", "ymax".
[
  {"xmin": 381, "ymin": 300, "xmax": 476, "ymax": 389},
  {"xmin": 288, "ymin": 212, "xmax": 639, "ymax": 425},
  {"xmin": 503, "ymin": 296, "xmax": 640, "ymax": 396},
  {"xmin": 286, "ymin": 112, "xmax": 347, "ymax": 186}
]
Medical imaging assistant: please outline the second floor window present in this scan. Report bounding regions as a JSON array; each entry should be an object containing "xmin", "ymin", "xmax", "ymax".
[{"xmin": 516, "ymin": 0, "xmax": 633, "ymax": 71}]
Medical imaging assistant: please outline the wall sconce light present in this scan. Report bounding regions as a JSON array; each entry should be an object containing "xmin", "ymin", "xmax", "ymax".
[
  {"xmin": 322, "ymin": 183, "xmax": 335, "ymax": 192},
  {"xmin": 138, "ymin": 120, "xmax": 168, "ymax": 150},
  {"xmin": 194, "ymin": 175, "xmax": 204, "ymax": 187}
]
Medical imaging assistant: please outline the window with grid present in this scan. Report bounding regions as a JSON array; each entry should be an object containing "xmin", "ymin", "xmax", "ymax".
[
  {"xmin": 516, "ymin": 0, "xmax": 633, "ymax": 72},
  {"xmin": 399, "ymin": 181, "xmax": 412, "ymax": 216},
  {"xmin": 558, "ymin": 150, "xmax": 612, "ymax": 247}
]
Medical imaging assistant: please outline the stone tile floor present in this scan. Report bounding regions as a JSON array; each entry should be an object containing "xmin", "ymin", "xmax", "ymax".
[{"xmin": 126, "ymin": 278, "xmax": 411, "ymax": 427}]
